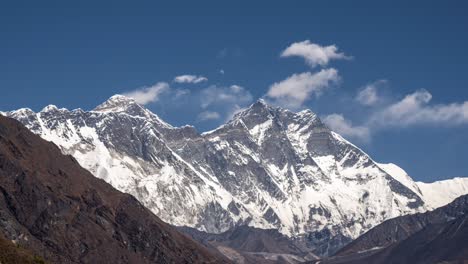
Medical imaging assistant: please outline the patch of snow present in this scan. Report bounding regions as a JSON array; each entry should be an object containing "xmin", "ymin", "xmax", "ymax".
[
  {"xmin": 249, "ymin": 119, "xmax": 272, "ymax": 145},
  {"xmin": 378, "ymin": 163, "xmax": 422, "ymax": 196},
  {"xmin": 417, "ymin": 177, "xmax": 468, "ymax": 209}
]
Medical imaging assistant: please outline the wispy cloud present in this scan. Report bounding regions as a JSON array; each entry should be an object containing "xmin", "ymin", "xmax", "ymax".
[
  {"xmin": 122, "ymin": 79, "xmax": 253, "ymax": 126},
  {"xmin": 326, "ymin": 88, "xmax": 468, "ymax": 142},
  {"xmin": 174, "ymin": 74, "xmax": 208, "ymax": 84},
  {"xmin": 174, "ymin": 89, "xmax": 190, "ymax": 98},
  {"xmin": 266, "ymin": 68, "xmax": 340, "ymax": 109},
  {"xmin": 370, "ymin": 89, "xmax": 468, "ymax": 127},
  {"xmin": 123, "ymin": 82, "xmax": 169, "ymax": 105},
  {"xmin": 217, "ymin": 48, "xmax": 242, "ymax": 59},
  {"xmin": 197, "ymin": 111, "xmax": 221, "ymax": 121},
  {"xmin": 197, "ymin": 84, "xmax": 253, "ymax": 122},
  {"xmin": 200, "ymin": 84, "xmax": 252, "ymax": 109},
  {"xmin": 356, "ymin": 80, "xmax": 387, "ymax": 106},
  {"xmin": 323, "ymin": 113, "xmax": 371, "ymax": 142},
  {"xmin": 281, "ymin": 40, "xmax": 351, "ymax": 68}
]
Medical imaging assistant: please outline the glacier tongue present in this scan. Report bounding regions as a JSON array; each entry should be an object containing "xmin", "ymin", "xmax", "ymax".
[{"xmin": 4, "ymin": 96, "xmax": 465, "ymax": 256}]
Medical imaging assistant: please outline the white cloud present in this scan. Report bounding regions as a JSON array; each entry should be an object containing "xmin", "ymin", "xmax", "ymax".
[
  {"xmin": 266, "ymin": 68, "xmax": 340, "ymax": 109},
  {"xmin": 219, "ymin": 69, "xmax": 225, "ymax": 75},
  {"xmin": 371, "ymin": 89, "xmax": 468, "ymax": 127},
  {"xmin": 200, "ymin": 84, "xmax": 253, "ymax": 109},
  {"xmin": 196, "ymin": 84, "xmax": 253, "ymax": 123},
  {"xmin": 197, "ymin": 111, "xmax": 221, "ymax": 121},
  {"xmin": 224, "ymin": 104, "xmax": 247, "ymax": 122},
  {"xmin": 325, "ymin": 89, "xmax": 468, "ymax": 142},
  {"xmin": 174, "ymin": 89, "xmax": 190, "ymax": 98},
  {"xmin": 123, "ymin": 82, "xmax": 169, "ymax": 105},
  {"xmin": 356, "ymin": 80, "xmax": 387, "ymax": 106},
  {"xmin": 174, "ymin": 74, "xmax": 208, "ymax": 84},
  {"xmin": 323, "ymin": 114, "xmax": 370, "ymax": 142},
  {"xmin": 229, "ymin": 84, "xmax": 243, "ymax": 93},
  {"xmin": 281, "ymin": 40, "xmax": 351, "ymax": 68}
]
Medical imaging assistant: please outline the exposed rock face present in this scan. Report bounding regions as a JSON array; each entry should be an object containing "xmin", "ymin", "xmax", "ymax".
[
  {"xmin": 179, "ymin": 225, "xmax": 318, "ymax": 263},
  {"xmin": 0, "ymin": 115, "xmax": 226, "ymax": 263},
  {"xmin": 4, "ymin": 95, "xmax": 468, "ymax": 256},
  {"xmin": 310, "ymin": 195, "xmax": 468, "ymax": 264},
  {"xmin": 335, "ymin": 194, "xmax": 468, "ymax": 256}
]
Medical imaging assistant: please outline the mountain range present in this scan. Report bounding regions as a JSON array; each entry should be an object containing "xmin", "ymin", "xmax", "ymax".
[
  {"xmin": 2, "ymin": 95, "xmax": 468, "ymax": 259},
  {"xmin": 0, "ymin": 115, "xmax": 226, "ymax": 263}
]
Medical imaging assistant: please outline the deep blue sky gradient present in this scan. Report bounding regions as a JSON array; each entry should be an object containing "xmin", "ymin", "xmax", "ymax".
[{"xmin": 1, "ymin": 0, "xmax": 467, "ymax": 182}]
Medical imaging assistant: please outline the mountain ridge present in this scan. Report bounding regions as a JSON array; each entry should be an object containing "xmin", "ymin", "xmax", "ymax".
[
  {"xmin": 309, "ymin": 194, "xmax": 468, "ymax": 264},
  {"xmin": 4, "ymin": 95, "xmax": 468, "ymax": 257},
  {"xmin": 0, "ymin": 115, "xmax": 227, "ymax": 263}
]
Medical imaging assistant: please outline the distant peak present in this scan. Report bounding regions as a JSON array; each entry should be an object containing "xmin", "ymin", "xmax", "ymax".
[
  {"xmin": 91, "ymin": 94, "xmax": 173, "ymax": 128},
  {"xmin": 245, "ymin": 99, "xmax": 272, "ymax": 112},
  {"xmin": 227, "ymin": 99, "xmax": 277, "ymax": 124},
  {"xmin": 297, "ymin": 108, "xmax": 316, "ymax": 117},
  {"xmin": 255, "ymin": 98, "xmax": 267, "ymax": 105},
  {"xmin": 104, "ymin": 94, "xmax": 136, "ymax": 105},
  {"xmin": 93, "ymin": 94, "xmax": 138, "ymax": 112},
  {"xmin": 242, "ymin": 98, "xmax": 272, "ymax": 112},
  {"xmin": 6, "ymin": 108, "xmax": 36, "ymax": 118},
  {"xmin": 41, "ymin": 104, "xmax": 58, "ymax": 112},
  {"xmin": 108, "ymin": 94, "xmax": 134, "ymax": 102},
  {"xmin": 12, "ymin": 107, "xmax": 35, "ymax": 114}
]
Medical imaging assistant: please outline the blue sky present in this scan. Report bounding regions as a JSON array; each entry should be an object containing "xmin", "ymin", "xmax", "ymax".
[{"xmin": 1, "ymin": 0, "xmax": 468, "ymax": 182}]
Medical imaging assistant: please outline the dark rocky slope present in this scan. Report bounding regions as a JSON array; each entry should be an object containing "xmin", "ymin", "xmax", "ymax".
[
  {"xmin": 0, "ymin": 233, "xmax": 46, "ymax": 264},
  {"xmin": 336, "ymin": 194, "xmax": 468, "ymax": 256},
  {"xmin": 309, "ymin": 194, "xmax": 468, "ymax": 264},
  {"xmin": 0, "ymin": 115, "xmax": 227, "ymax": 264},
  {"xmin": 180, "ymin": 225, "xmax": 319, "ymax": 263}
]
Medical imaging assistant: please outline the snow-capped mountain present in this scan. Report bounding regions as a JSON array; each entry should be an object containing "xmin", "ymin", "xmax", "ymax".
[
  {"xmin": 4, "ymin": 95, "xmax": 468, "ymax": 256},
  {"xmin": 377, "ymin": 163, "xmax": 468, "ymax": 209}
]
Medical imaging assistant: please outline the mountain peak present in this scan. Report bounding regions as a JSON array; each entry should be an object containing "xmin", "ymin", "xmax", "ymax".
[
  {"xmin": 8, "ymin": 107, "xmax": 35, "ymax": 116},
  {"xmin": 228, "ymin": 99, "xmax": 323, "ymax": 130},
  {"xmin": 40, "ymin": 104, "xmax": 69, "ymax": 113},
  {"xmin": 92, "ymin": 94, "xmax": 173, "ymax": 128},
  {"xmin": 108, "ymin": 94, "xmax": 134, "ymax": 102},
  {"xmin": 93, "ymin": 94, "xmax": 139, "ymax": 113},
  {"xmin": 42, "ymin": 104, "xmax": 58, "ymax": 112},
  {"xmin": 251, "ymin": 98, "xmax": 277, "ymax": 110},
  {"xmin": 253, "ymin": 98, "xmax": 268, "ymax": 106},
  {"xmin": 229, "ymin": 99, "xmax": 275, "ymax": 122}
]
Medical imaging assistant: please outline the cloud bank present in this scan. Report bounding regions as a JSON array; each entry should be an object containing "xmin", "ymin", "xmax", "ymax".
[
  {"xmin": 326, "ymin": 88, "xmax": 468, "ymax": 142},
  {"xmin": 370, "ymin": 89, "xmax": 468, "ymax": 127}
]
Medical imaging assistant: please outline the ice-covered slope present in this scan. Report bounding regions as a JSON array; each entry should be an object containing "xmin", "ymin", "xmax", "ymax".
[
  {"xmin": 4, "ymin": 95, "xmax": 462, "ymax": 256},
  {"xmin": 377, "ymin": 162, "xmax": 468, "ymax": 209},
  {"xmin": 416, "ymin": 178, "xmax": 468, "ymax": 209},
  {"xmin": 5, "ymin": 96, "xmax": 240, "ymax": 232},
  {"xmin": 164, "ymin": 100, "xmax": 428, "ymax": 255}
]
